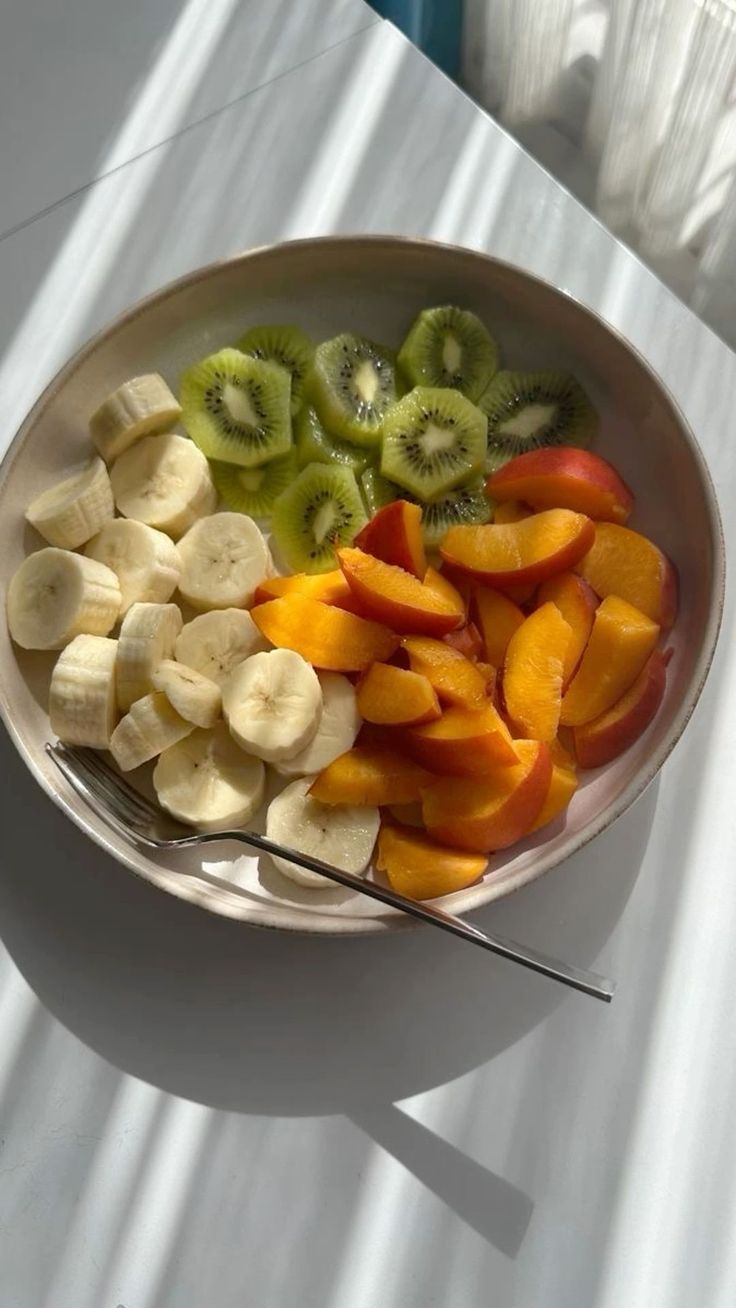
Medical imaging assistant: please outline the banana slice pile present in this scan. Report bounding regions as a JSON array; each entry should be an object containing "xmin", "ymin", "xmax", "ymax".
[{"xmin": 7, "ymin": 371, "xmax": 374, "ymax": 891}]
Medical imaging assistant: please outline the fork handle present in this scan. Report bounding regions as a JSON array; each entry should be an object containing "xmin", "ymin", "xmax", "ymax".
[{"xmin": 175, "ymin": 828, "xmax": 614, "ymax": 1002}]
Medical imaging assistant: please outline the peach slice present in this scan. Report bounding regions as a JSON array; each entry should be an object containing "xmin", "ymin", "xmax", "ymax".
[
  {"xmin": 493, "ymin": 501, "xmax": 531, "ymax": 524},
  {"xmin": 253, "ymin": 569, "xmax": 356, "ymax": 610},
  {"xmin": 404, "ymin": 703, "xmax": 518, "ymax": 776},
  {"xmin": 476, "ymin": 662, "xmax": 498, "ymax": 698},
  {"xmin": 559, "ymin": 595, "xmax": 660, "ymax": 726},
  {"xmin": 402, "ymin": 636, "xmax": 488, "ymax": 709},
  {"xmin": 537, "ymin": 572, "xmax": 597, "ymax": 685},
  {"xmin": 573, "ymin": 648, "xmax": 670, "ymax": 768},
  {"xmin": 487, "ymin": 447, "xmax": 634, "ymax": 524},
  {"xmin": 473, "ymin": 587, "xmax": 525, "ymax": 667},
  {"xmin": 376, "ymin": 823, "xmax": 487, "ymax": 900},
  {"xmin": 251, "ymin": 594, "xmax": 398, "ymax": 672},
  {"xmin": 354, "ymin": 500, "xmax": 426, "ymax": 579},
  {"xmin": 443, "ymin": 622, "xmax": 484, "ymax": 661},
  {"xmin": 357, "ymin": 662, "xmax": 441, "ymax": 726},
  {"xmin": 440, "ymin": 509, "xmax": 595, "ymax": 587},
  {"xmin": 530, "ymin": 760, "xmax": 578, "ymax": 831},
  {"xmin": 423, "ymin": 565, "xmax": 466, "ymax": 613},
  {"xmin": 503, "ymin": 602, "xmax": 572, "ymax": 742},
  {"xmin": 577, "ymin": 522, "xmax": 678, "ymax": 628},
  {"xmin": 337, "ymin": 548, "xmax": 463, "ymax": 636},
  {"xmin": 310, "ymin": 747, "xmax": 433, "ymax": 807},
  {"xmin": 422, "ymin": 739, "xmax": 552, "ymax": 852}
]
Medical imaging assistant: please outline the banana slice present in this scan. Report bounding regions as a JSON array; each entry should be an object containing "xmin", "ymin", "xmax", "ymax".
[
  {"xmin": 110, "ymin": 432, "xmax": 216, "ymax": 539},
  {"xmin": 176, "ymin": 512, "xmax": 270, "ymax": 611},
  {"xmin": 90, "ymin": 374, "xmax": 182, "ymax": 462},
  {"xmin": 116, "ymin": 601, "xmax": 183, "ymax": 711},
  {"xmin": 275, "ymin": 673, "xmax": 360, "ymax": 777},
  {"xmin": 222, "ymin": 648, "xmax": 322, "ymax": 764},
  {"xmin": 7, "ymin": 547, "xmax": 121, "ymax": 650},
  {"xmin": 110, "ymin": 691, "xmax": 194, "ymax": 772},
  {"xmin": 49, "ymin": 634, "xmax": 119, "ymax": 748},
  {"xmin": 25, "ymin": 456, "xmax": 114, "ymax": 549},
  {"xmin": 153, "ymin": 723, "xmax": 265, "ymax": 830},
  {"xmin": 266, "ymin": 776, "xmax": 379, "ymax": 888},
  {"xmin": 152, "ymin": 659, "xmax": 221, "ymax": 728},
  {"xmin": 85, "ymin": 519, "xmax": 181, "ymax": 615},
  {"xmin": 174, "ymin": 608, "xmax": 268, "ymax": 685}
]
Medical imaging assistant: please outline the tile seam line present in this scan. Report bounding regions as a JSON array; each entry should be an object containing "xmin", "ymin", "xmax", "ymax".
[{"xmin": 0, "ymin": 13, "xmax": 382, "ymax": 248}]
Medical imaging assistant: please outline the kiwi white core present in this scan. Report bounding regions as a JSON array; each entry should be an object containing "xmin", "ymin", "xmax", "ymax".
[
  {"xmin": 313, "ymin": 501, "xmax": 338, "ymax": 544},
  {"xmin": 442, "ymin": 334, "xmax": 462, "ymax": 373},
  {"xmin": 500, "ymin": 403, "xmax": 557, "ymax": 439},
  {"xmin": 420, "ymin": 422, "xmax": 456, "ymax": 456},
  {"xmin": 353, "ymin": 360, "xmax": 379, "ymax": 404},
  {"xmin": 223, "ymin": 382, "xmax": 259, "ymax": 427}
]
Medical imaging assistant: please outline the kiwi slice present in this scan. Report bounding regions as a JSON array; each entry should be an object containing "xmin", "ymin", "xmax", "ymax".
[
  {"xmin": 235, "ymin": 324, "xmax": 314, "ymax": 417},
  {"xmin": 271, "ymin": 463, "xmax": 367, "ymax": 574},
  {"xmin": 360, "ymin": 466, "xmax": 401, "ymax": 516},
  {"xmin": 479, "ymin": 370, "xmax": 597, "ymax": 469},
  {"xmin": 309, "ymin": 334, "xmax": 397, "ymax": 447},
  {"xmin": 295, "ymin": 406, "xmax": 370, "ymax": 474},
  {"xmin": 380, "ymin": 387, "xmax": 486, "ymax": 501},
  {"xmin": 211, "ymin": 451, "xmax": 297, "ymax": 518},
  {"xmin": 180, "ymin": 348, "xmax": 291, "ymax": 468},
  {"xmin": 398, "ymin": 306, "xmax": 498, "ymax": 402},
  {"xmin": 420, "ymin": 481, "xmax": 492, "ymax": 548}
]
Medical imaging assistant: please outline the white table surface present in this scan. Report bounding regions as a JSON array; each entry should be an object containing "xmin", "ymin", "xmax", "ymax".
[{"xmin": 1, "ymin": 11, "xmax": 736, "ymax": 1308}]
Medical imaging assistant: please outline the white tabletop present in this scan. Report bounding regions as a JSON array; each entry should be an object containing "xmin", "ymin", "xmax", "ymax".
[{"xmin": 2, "ymin": 12, "xmax": 736, "ymax": 1308}]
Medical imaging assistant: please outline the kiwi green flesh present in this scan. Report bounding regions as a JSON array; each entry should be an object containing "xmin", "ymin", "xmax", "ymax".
[
  {"xmin": 380, "ymin": 386, "xmax": 486, "ymax": 501},
  {"xmin": 211, "ymin": 453, "xmax": 297, "ymax": 518},
  {"xmin": 295, "ymin": 406, "xmax": 370, "ymax": 473},
  {"xmin": 420, "ymin": 481, "xmax": 491, "ymax": 548},
  {"xmin": 310, "ymin": 333, "xmax": 397, "ymax": 447},
  {"xmin": 360, "ymin": 466, "xmax": 401, "ymax": 516},
  {"xmin": 180, "ymin": 348, "xmax": 292, "ymax": 468},
  {"xmin": 270, "ymin": 463, "xmax": 367, "ymax": 574},
  {"xmin": 397, "ymin": 306, "xmax": 498, "ymax": 402},
  {"xmin": 235, "ymin": 324, "xmax": 314, "ymax": 417},
  {"xmin": 480, "ymin": 369, "xmax": 597, "ymax": 470}
]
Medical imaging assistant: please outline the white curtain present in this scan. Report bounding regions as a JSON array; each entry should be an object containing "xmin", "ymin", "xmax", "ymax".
[{"xmin": 462, "ymin": 0, "xmax": 736, "ymax": 347}]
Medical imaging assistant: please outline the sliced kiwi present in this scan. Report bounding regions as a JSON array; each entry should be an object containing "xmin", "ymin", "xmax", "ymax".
[
  {"xmin": 360, "ymin": 466, "xmax": 401, "ymax": 516},
  {"xmin": 211, "ymin": 451, "xmax": 297, "ymax": 518},
  {"xmin": 380, "ymin": 387, "xmax": 486, "ymax": 501},
  {"xmin": 271, "ymin": 463, "xmax": 367, "ymax": 574},
  {"xmin": 420, "ymin": 481, "xmax": 492, "ymax": 548},
  {"xmin": 180, "ymin": 348, "xmax": 291, "ymax": 468},
  {"xmin": 397, "ymin": 306, "xmax": 498, "ymax": 402},
  {"xmin": 309, "ymin": 334, "xmax": 397, "ymax": 447},
  {"xmin": 235, "ymin": 324, "xmax": 314, "ymax": 417},
  {"xmin": 295, "ymin": 406, "xmax": 370, "ymax": 474},
  {"xmin": 479, "ymin": 370, "xmax": 597, "ymax": 470}
]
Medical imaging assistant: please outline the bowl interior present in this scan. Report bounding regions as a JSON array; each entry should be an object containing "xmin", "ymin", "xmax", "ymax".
[{"xmin": 0, "ymin": 238, "xmax": 723, "ymax": 933}]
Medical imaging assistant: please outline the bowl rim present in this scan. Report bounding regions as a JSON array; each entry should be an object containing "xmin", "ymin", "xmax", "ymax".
[{"xmin": 0, "ymin": 234, "xmax": 726, "ymax": 934}]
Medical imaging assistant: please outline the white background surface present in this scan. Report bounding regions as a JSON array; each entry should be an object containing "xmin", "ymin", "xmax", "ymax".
[{"xmin": 1, "ymin": 9, "xmax": 736, "ymax": 1307}]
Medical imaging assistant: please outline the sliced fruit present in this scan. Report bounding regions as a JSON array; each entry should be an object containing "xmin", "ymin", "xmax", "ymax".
[
  {"xmin": 85, "ymin": 519, "xmax": 181, "ymax": 615},
  {"xmin": 440, "ymin": 509, "xmax": 595, "ymax": 587},
  {"xmin": 472, "ymin": 587, "xmax": 525, "ymax": 667},
  {"xmin": 271, "ymin": 463, "xmax": 367, "ymax": 574},
  {"xmin": 493, "ymin": 501, "xmax": 531, "ymax": 524},
  {"xmin": 153, "ymin": 722, "xmax": 266, "ymax": 830},
  {"xmin": 152, "ymin": 659, "xmax": 221, "ymax": 728},
  {"xmin": 222, "ymin": 648, "xmax": 322, "ymax": 764},
  {"xmin": 109, "ymin": 691, "xmax": 194, "ymax": 772},
  {"xmin": 402, "ymin": 635, "xmax": 487, "ymax": 709},
  {"xmin": 89, "ymin": 373, "xmax": 181, "ymax": 463},
  {"xmin": 174, "ymin": 608, "xmax": 267, "ymax": 685},
  {"xmin": 381, "ymin": 387, "xmax": 486, "ymax": 500},
  {"xmin": 397, "ymin": 306, "xmax": 498, "ymax": 401},
  {"xmin": 251, "ymin": 594, "xmax": 399, "ymax": 672},
  {"xmin": 476, "ymin": 661, "xmax": 497, "ymax": 696},
  {"xmin": 337, "ymin": 547, "xmax": 463, "ymax": 637},
  {"xmin": 49, "ymin": 634, "xmax": 119, "ymax": 748},
  {"xmin": 560, "ymin": 595, "xmax": 660, "ymax": 727},
  {"xmin": 210, "ymin": 453, "xmax": 297, "ymax": 519},
  {"xmin": 180, "ymin": 348, "xmax": 292, "ymax": 467},
  {"xmin": 176, "ymin": 511, "xmax": 270, "ymax": 611},
  {"xmin": 294, "ymin": 406, "xmax": 370, "ymax": 473},
  {"xmin": 7, "ymin": 548, "xmax": 121, "ymax": 650},
  {"xmin": 404, "ymin": 703, "xmax": 518, "ymax": 776},
  {"xmin": 420, "ymin": 480, "xmax": 491, "ymax": 546},
  {"xmin": 234, "ymin": 323, "xmax": 314, "ymax": 416},
  {"xmin": 503, "ymin": 602, "xmax": 572, "ymax": 742},
  {"xmin": 309, "ymin": 333, "xmax": 397, "ymax": 446},
  {"xmin": 360, "ymin": 466, "xmax": 400, "ymax": 515},
  {"xmin": 274, "ymin": 672, "xmax": 360, "ymax": 777},
  {"xmin": 487, "ymin": 446, "xmax": 633, "ymax": 523},
  {"xmin": 26, "ymin": 456, "xmax": 114, "ymax": 549},
  {"xmin": 442, "ymin": 622, "xmax": 483, "ymax": 661},
  {"xmin": 479, "ymin": 369, "xmax": 597, "ymax": 469},
  {"xmin": 310, "ymin": 746, "xmax": 433, "ymax": 806},
  {"xmin": 376, "ymin": 823, "xmax": 487, "ymax": 900},
  {"xmin": 572, "ymin": 648, "xmax": 670, "ymax": 768},
  {"xmin": 577, "ymin": 521, "xmax": 678, "ymax": 628},
  {"xmin": 354, "ymin": 500, "xmax": 426, "ymax": 578},
  {"xmin": 253, "ymin": 570, "xmax": 356, "ymax": 610},
  {"xmin": 116, "ymin": 601, "xmax": 183, "ymax": 711},
  {"xmin": 422, "ymin": 566, "xmax": 465, "ymax": 613},
  {"xmin": 537, "ymin": 571, "xmax": 597, "ymax": 685},
  {"xmin": 110, "ymin": 431, "xmax": 216, "ymax": 539},
  {"xmin": 357, "ymin": 662, "xmax": 441, "ymax": 726},
  {"xmin": 266, "ymin": 776, "xmax": 379, "ymax": 888},
  {"xmin": 530, "ymin": 761, "xmax": 579, "ymax": 831},
  {"xmin": 422, "ymin": 739, "xmax": 552, "ymax": 852}
]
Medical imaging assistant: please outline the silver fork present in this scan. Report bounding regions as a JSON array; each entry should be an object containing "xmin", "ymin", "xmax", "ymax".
[{"xmin": 47, "ymin": 742, "xmax": 614, "ymax": 1002}]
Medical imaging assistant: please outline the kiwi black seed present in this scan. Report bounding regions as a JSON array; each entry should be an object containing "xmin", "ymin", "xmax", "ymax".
[
  {"xmin": 270, "ymin": 463, "xmax": 367, "ymax": 574},
  {"xmin": 309, "ymin": 334, "xmax": 397, "ymax": 447},
  {"xmin": 398, "ymin": 306, "xmax": 498, "ymax": 401},
  {"xmin": 235, "ymin": 324, "xmax": 314, "ymax": 417},
  {"xmin": 479, "ymin": 369, "xmax": 597, "ymax": 471},
  {"xmin": 294, "ymin": 406, "xmax": 370, "ymax": 474},
  {"xmin": 211, "ymin": 452, "xmax": 297, "ymax": 518},
  {"xmin": 420, "ymin": 481, "xmax": 492, "ymax": 548},
  {"xmin": 380, "ymin": 386, "xmax": 486, "ymax": 501},
  {"xmin": 180, "ymin": 348, "xmax": 292, "ymax": 468}
]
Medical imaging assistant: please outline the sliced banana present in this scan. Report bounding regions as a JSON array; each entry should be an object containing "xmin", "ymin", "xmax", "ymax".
[
  {"xmin": 6, "ymin": 548, "xmax": 121, "ymax": 650},
  {"xmin": 25, "ymin": 456, "xmax": 114, "ymax": 549},
  {"xmin": 222, "ymin": 648, "xmax": 322, "ymax": 764},
  {"xmin": 90, "ymin": 374, "xmax": 182, "ymax": 463},
  {"xmin": 110, "ymin": 691, "xmax": 194, "ymax": 772},
  {"xmin": 49, "ymin": 634, "xmax": 119, "ymax": 748},
  {"xmin": 153, "ymin": 723, "xmax": 265, "ymax": 830},
  {"xmin": 176, "ymin": 511, "xmax": 270, "ymax": 611},
  {"xmin": 110, "ymin": 432, "xmax": 216, "ymax": 539},
  {"xmin": 116, "ymin": 601, "xmax": 183, "ymax": 711},
  {"xmin": 266, "ymin": 776, "xmax": 379, "ymax": 888},
  {"xmin": 85, "ymin": 518, "xmax": 181, "ymax": 614},
  {"xmin": 275, "ymin": 673, "xmax": 360, "ymax": 777},
  {"xmin": 152, "ymin": 659, "xmax": 221, "ymax": 728},
  {"xmin": 174, "ymin": 608, "xmax": 268, "ymax": 685}
]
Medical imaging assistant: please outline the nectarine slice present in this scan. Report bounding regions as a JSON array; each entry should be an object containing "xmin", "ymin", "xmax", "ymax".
[
  {"xmin": 530, "ymin": 761, "xmax": 578, "ymax": 831},
  {"xmin": 402, "ymin": 636, "xmax": 488, "ymax": 709},
  {"xmin": 354, "ymin": 500, "xmax": 426, "ymax": 579},
  {"xmin": 537, "ymin": 572, "xmax": 597, "ymax": 685},
  {"xmin": 503, "ymin": 602, "xmax": 572, "ymax": 742},
  {"xmin": 422, "ymin": 739, "xmax": 552, "ymax": 852},
  {"xmin": 577, "ymin": 522, "xmax": 678, "ymax": 628},
  {"xmin": 443, "ymin": 622, "xmax": 484, "ymax": 661},
  {"xmin": 310, "ymin": 747, "xmax": 433, "ymax": 807},
  {"xmin": 251, "ymin": 594, "xmax": 398, "ymax": 672},
  {"xmin": 423, "ymin": 566, "xmax": 466, "ymax": 612},
  {"xmin": 376, "ymin": 823, "xmax": 487, "ymax": 900},
  {"xmin": 253, "ymin": 569, "xmax": 355, "ymax": 609},
  {"xmin": 404, "ymin": 703, "xmax": 518, "ymax": 776},
  {"xmin": 560, "ymin": 595, "xmax": 660, "ymax": 726},
  {"xmin": 357, "ymin": 662, "xmax": 441, "ymax": 726},
  {"xmin": 487, "ymin": 447, "xmax": 633, "ymax": 524},
  {"xmin": 573, "ymin": 648, "xmax": 669, "ymax": 768},
  {"xmin": 473, "ymin": 587, "xmax": 525, "ymax": 667},
  {"xmin": 440, "ymin": 509, "xmax": 595, "ymax": 587},
  {"xmin": 337, "ymin": 548, "xmax": 463, "ymax": 636},
  {"xmin": 493, "ymin": 501, "xmax": 531, "ymax": 524}
]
